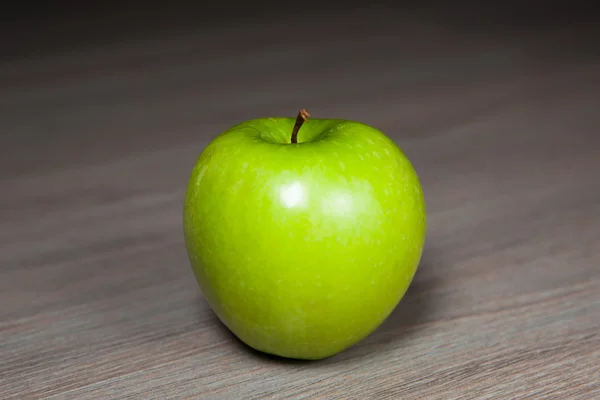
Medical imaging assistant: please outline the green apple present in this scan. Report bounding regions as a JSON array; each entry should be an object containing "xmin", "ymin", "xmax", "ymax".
[{"xmin": 183, "ymin": 110, "xmax": 426, "ymax": 360}]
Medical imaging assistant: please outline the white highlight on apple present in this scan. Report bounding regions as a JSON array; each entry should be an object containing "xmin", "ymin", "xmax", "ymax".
[
  {"xmin": 279, "ymin": 181, "xmax": 306, "ymax": 208},
  {"xmin": 321, "ymin": 190, "xmax": 353, "ymax": 216}
]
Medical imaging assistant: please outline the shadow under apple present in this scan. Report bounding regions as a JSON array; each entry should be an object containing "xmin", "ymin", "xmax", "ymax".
[{"xmin": 200, "ymin": 247, "xmax": 440, "ymax": 365}]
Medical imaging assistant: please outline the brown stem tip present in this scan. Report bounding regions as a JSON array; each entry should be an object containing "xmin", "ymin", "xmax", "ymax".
[{"xmin": 290, "ymin": 109, "xmax": 310, "ymax": 144}]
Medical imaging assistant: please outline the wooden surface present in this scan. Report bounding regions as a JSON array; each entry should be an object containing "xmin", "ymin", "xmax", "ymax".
[{"xmin": 1, "ymin": 7, "xmax": 599, "ymax": 399}]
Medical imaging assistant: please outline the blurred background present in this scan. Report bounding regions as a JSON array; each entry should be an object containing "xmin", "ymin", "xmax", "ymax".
[
  {"xmin": 1, "ymin": 2, "xmax": 599, "ymax": 173},
  {"xmin": 1, "ymin": 2, "xmax": 599, "ymax": 398},
  {"xmin": 1, "ymin": 2, "xmax": 598, "ymax": 178}
]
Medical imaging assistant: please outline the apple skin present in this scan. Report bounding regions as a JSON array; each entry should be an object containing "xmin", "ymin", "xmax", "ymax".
[{"xmin": 183, "ymin": 116, "xmax": 426, "ymax": 360}]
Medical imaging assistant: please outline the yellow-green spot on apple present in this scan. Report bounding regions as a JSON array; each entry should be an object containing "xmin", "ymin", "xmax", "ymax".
[{"xmin": 183, "ymin": 109, "xmax": 427, "ymax": 360}]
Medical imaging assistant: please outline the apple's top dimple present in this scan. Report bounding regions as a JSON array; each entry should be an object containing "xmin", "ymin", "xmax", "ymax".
[{"xmin": 238, "ymin": 118, "xmax": 363, "ymax": 146}]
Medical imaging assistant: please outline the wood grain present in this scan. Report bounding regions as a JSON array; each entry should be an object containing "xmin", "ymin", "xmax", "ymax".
[{"xmin": 1, "ymin": 7, "xmax": 599, "ymax": 399}]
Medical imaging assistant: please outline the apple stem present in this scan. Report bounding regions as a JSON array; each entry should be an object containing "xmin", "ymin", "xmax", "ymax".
[{"xmin": 291, "ymin": 109, "xmax": 310, "ymax": 144}]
